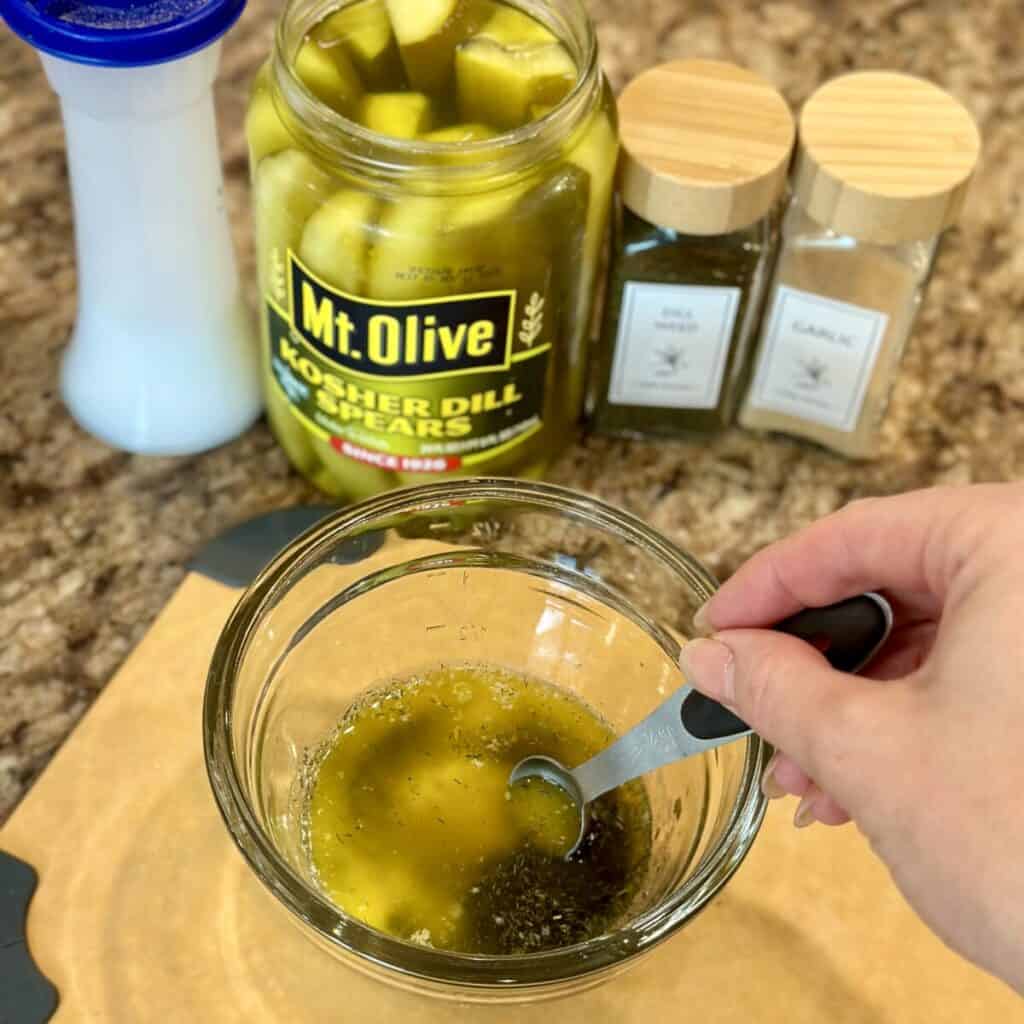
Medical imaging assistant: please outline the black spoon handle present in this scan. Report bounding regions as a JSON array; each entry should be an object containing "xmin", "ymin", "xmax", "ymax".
[
  {"xmin": 0, "ymin": 849, "xmax": 58, "ymax": 1023},
  {"xmin": 679, "ymin": 593, "xmax": 892, "ymax": 742}
]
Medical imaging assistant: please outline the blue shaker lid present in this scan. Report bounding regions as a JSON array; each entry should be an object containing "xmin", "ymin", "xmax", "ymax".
[{"xmin": 0, "ymin": 0, "xmax": 245, "ymax": 67}]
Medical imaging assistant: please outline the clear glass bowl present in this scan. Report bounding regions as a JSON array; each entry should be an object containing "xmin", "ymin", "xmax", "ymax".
[{"xmin": 203, "ymin": 479, "xmax": 768, "ymax": 1002}]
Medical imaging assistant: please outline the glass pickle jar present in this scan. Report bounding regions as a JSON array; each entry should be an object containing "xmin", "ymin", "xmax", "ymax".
[
  {"xmin": 590, "ymin": 61, "xmax": 794, "ymax": 438},
  {"xmin": 740, "ymin": 72, "xmax": 981, "ymax": 459},
  {"xmin": 247, "ymin": 0, "xmax": 618, "ymax": 501}
]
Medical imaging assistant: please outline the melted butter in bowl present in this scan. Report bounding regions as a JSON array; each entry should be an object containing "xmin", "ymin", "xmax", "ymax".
[{"xmin": 305, "ymin": 662, "xmax": 652, "ymax": 954}]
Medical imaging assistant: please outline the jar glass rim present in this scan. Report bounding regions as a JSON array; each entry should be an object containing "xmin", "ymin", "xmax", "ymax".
[
  {"xmin": 203, "ymin": 479, "xmax": 768, "ymax": 991},
  {"xmin": 268, "ymin": 0, "xmax": 603, "ymax": 185}
]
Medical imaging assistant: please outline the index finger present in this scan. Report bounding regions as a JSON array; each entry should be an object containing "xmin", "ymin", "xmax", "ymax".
[{"xmin": 698, "ymin": 484, "xmax": 1013, "ymax": 631}]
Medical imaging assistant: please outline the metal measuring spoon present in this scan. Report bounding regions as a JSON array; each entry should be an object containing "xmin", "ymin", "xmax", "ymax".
[{"xmin": 509, "ymin": 593, "xmax": 893, "ymax": 858}]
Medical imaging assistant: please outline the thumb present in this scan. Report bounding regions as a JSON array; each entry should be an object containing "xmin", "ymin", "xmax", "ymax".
[{"xmin": 679, "ymin": 629, "xmax": 873, "ymax": 793}]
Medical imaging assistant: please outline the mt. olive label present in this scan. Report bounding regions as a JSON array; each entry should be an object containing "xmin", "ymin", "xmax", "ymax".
[
  {"xmin": 291, "ymin": 255, "xmax": 516, "ymax": 378},
  {"xmin": 267, "ymin": 251, "xmax": 550, "ymax": 469}
]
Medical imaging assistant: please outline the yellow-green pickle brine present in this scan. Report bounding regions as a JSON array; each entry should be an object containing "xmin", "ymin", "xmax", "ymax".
[{"xmin": 248, "ymin": 0, "xmax": 618, "ymax": 500}]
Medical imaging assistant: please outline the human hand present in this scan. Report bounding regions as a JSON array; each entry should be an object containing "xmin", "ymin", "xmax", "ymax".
[{"xmin": 679, "ymin": 484, "xmax": 1024, "ymax": 995}]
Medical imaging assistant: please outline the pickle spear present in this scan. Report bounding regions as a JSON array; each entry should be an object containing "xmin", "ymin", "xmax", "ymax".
[
  {"xmin": 262, "ymin": 302, "xmax": 320, "ymax": 476},
  {"xmin": 256, "ymin": 150, "xmax": 336, "ymax": 480},
  {"xmin": 567, "ymin": 106, "xmax": 618, "ymax": 254},
  {"xmin": 311, "ymin": 0, "xmax": 403, "ymax": 89},
  {"xmin": 418, "ymin": 122, "xmax": 499, "ymax": 168},
  {"xmin": 393, "ymin": 168, "xmax": 587, "ymax": 487},
  {"xmin": 364, "ymin": 183, "xmax": 527, "ymax": 485},
  {"xmin": 254, "ymin": 149, "xmax": 335, "ymax": 307},
  {"xmin": 366, "ymin": 176, "xmax": 531, "ymax": 301},
  {"xmin": 365, "ymin": 197, "xmax": 448, "ymax": 301},
  {"xmin": 294, "ymin": 38, "xmax": 363, "ymax": 116},
  {"xmin": 298, "ymin": 190, "xmax": 380, "ymax": 294},
  {"xmin": 309, "ymin": 434, "xmax": 398, "ymax": 500},
  {"xmin": 419, "ymin": 122, "xmax": 496, "ymax": 143},
  {"xmin": 246, "ymin": 65, "xmax": 294, "ymax": 164},
  {"xmin": 265, "ymin": 388, "xmax": 320, "ymax": 475},
  {"xmin": 476, "ymin": 5, "xmax": 556, "ymax": 46},
  {"xmin": 358, "ymin": 91, "xmax": 434, "ymax": 137},
  {"xmin": 455, "ymin": 37, "xmax": 576, "ymax": 130},
  {"xmin": 564, "ymin": 104, "xmax": 618, "ymax": 412},
  {"xmin": 446, "ymin": 178, "xmax": 532, "ymax": 233},
  {"xmin": 384, "ymin": 0, "xmax": 483, "ymax": 95}
]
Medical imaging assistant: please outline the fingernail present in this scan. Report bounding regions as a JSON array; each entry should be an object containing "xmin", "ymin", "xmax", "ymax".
[
  {"xmin": 761, "ymin": 753, "xmax": 787, "ymax": 799},
  {"xmin": 793, "ymin": 795, "xmax": 817, "ymax": 829},
  {"xmin": 692, "ymin": 602, "xmax": 713, "ymax": 636},
  {"xmin": 678, "ymin": 637, "xmax": 735, "ymax": 705}
]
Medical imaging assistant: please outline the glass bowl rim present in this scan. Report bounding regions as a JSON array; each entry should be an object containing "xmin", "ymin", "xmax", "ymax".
[{"xmin": 203, "ymin": 478, "xmax": 768, "ymax": 991}]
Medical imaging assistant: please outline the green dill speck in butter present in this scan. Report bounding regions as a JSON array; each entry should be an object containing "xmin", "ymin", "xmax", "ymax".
[{"xmin": 305, "ymin": 663, "xmax": 652, "ymax": 954}]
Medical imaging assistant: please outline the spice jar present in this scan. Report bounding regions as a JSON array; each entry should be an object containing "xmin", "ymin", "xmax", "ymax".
[
  {"xmin": 740, "ymin": 71, "xmax": 980, "ymax": 458},
  {"xmin": 590, "ymin": 60, "xmax": 794, "ymax": 438},
  {"xmin": 249, "ymin": 0, "xmax": 618, "ymax": 502}
]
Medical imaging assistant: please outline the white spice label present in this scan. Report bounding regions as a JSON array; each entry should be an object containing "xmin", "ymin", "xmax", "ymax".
[
  {"xmin": 608, "ymin": 282, "xmax": 740, "ymax": 410},
  {"xmin": 747, "ymin": 285, "xmax": 889, "ymax": 432}
]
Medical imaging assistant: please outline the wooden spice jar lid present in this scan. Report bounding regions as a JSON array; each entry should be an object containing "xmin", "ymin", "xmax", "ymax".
[
  {"xmin": 794, "ymin": 71, "xmax": 981, "ymax": 245},
  {"xmin": 617, "ymin": 59, "xmax": 796, "ymax": 236}
]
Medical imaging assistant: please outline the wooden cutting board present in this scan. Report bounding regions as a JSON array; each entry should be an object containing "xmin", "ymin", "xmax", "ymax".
[{"xmin": 1, "ymin": 572, "xmax": 1020, "ymax": 1023}]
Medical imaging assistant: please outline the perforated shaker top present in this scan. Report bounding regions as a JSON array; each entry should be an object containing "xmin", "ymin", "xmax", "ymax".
[{"xmin": 0, "ymin": 0, "xmax": 245, "ymax": 66}]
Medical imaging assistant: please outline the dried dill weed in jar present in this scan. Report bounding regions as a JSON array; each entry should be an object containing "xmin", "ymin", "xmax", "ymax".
[
  {"xmin": 740, "ymin": 72, "xmax": 981, "ymax": 458},
  {"xmin": 591, "ymin": 60, "xmax": 794, "ymax": 438},
  {"xmin": 247, "ymin": 0, "xmax": 618, "ymax": 502}
]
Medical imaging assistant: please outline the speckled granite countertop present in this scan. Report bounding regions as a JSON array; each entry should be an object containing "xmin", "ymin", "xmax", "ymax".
[{"xmin": 1, "ymin": 0, "xmax": 1022, "ymax": 822}]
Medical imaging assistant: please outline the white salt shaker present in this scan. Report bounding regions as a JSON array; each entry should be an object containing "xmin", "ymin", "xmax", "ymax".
[{"xmin": 2, "ymin": 0, "xmax": 262, "ymax": 454}]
